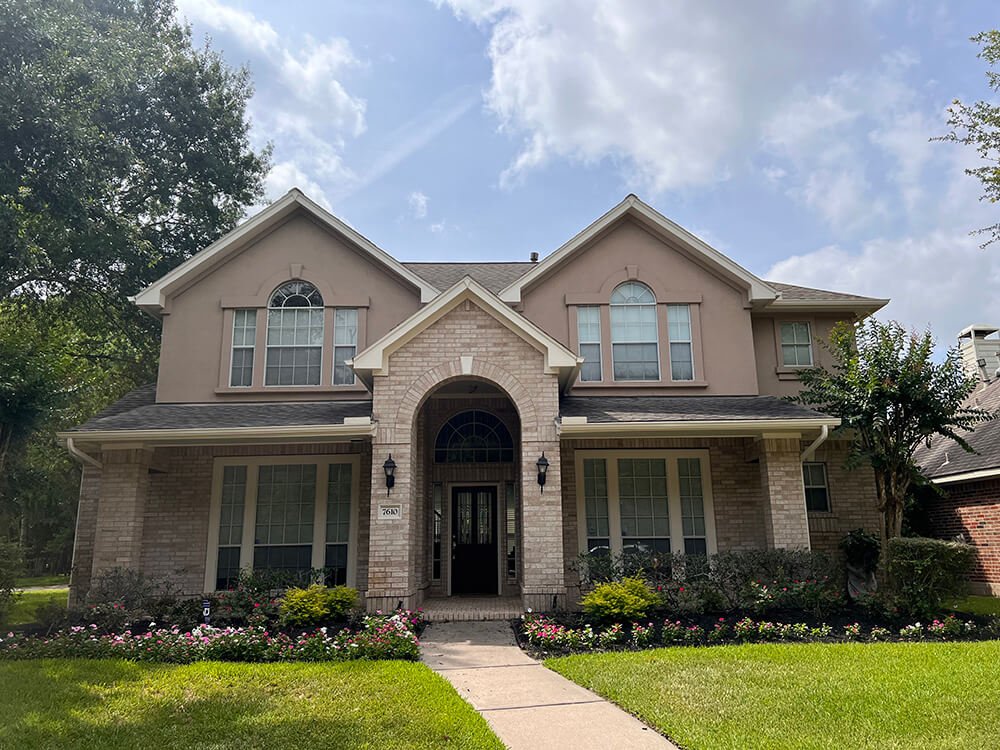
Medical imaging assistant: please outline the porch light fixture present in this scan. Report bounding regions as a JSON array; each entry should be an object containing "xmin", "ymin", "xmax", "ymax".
[
  {"xmin": 536, "ymin": 453, "xmax": 550, "ymax": 491},
  {"xmin": 383, "ymin": 454, "xmax": 397, "ymax": 495}
]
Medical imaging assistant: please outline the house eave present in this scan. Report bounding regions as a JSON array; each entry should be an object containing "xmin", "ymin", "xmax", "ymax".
[
  {"xmin": 928, "ymin": 467, "xmax": 1000, "ymax": 485},
  {"xmin": 558, "ymin": 417, "xmax": 840, "ymax": 438},
  {"xmin": 58, "ymin": 421, "xmax": 375, "ymax": 449}
]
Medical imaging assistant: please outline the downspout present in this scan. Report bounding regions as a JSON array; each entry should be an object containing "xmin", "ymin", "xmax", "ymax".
[
  {"xmin": 65, "ymin": 436, "xmax": 102, "ymax": 469},
  {"xmin": 800, "ymin": 424, "xmax": 829, "ymax": 461}
]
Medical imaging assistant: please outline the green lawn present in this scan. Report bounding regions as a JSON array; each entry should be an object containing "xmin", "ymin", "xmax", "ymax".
[
  {"xmin": 0, "ymin": 659, "xmax": 503, "ymax": 749},
  {"xmin": 549, "ymin": 642, "xmax": 1000, "ymax": 750},
  {"xmin": 6, "ymin": 587, "xmax": 68, "ymax": 626},
  {"xmin": 15, "ymin": 574, "xmax": 71, "ymax": 588},
  {"xmin": 949, "ymin": 595, "xmax": 1000, "ymax": 617}
]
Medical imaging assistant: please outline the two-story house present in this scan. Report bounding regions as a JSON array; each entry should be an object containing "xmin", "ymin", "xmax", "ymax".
[{"xmin": 62, "ymin": 190, "xmax": 887, "ymax": 611}]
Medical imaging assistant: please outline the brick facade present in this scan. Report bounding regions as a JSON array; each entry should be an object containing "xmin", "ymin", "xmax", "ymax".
[{"xmin": 928, "ymin": 478, "xmax": 1000, "ymax": 595}]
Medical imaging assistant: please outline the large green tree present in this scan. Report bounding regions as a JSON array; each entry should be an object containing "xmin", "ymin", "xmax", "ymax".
[
  {"xmin": 937, "ymin": 30, "xmax": 1000, "ymax": 247},
  {"xmin": 0, "ymin": 0, "xmax": 270, "ymax": 568},
  {"xmin": 796, "ymin": 320, "xmax": 987, "ymax": 541}
]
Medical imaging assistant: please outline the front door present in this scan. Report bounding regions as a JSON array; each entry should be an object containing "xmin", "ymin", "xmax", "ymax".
[{"xmin": 451, "ymin": 486, "xmax": 498, "ymax": 595}]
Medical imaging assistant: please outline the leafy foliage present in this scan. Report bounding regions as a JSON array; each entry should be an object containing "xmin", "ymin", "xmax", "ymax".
[
  {"xmin": 279, "ymin": 585, "xmax": 359, "ymax": 627},
  {"xmin": 0, "ymin": 542, "xmax": 22, "ymax": 626},
  {"xmin": 935, "ymin": 31, "xmax": 1000, "ymax": 247},
  {"xmin": 796, "ymin": 319, "xmax": 986, "ymax": 540},
  {"xmin": 580, "ymin": 576, "xmax": 661, "ymax": 622},
  {"xmin": 887, "ymin": 536, "xmax": 976, "ymax": 618}
]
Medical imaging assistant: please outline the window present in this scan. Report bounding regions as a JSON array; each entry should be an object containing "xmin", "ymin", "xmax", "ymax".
[
  {"xmin": 582, "ymin": 458, "xmax": 610, "ymax": 555},
  {"xmin": 667, "ymin": 305, "xmax": 694, "ymax": 381},
  {"xmin": 576, "ymin": 451, "xmax": 716, "ymax": 562},
  {"xmin": 230, "ymin": 310, "xmax": 256, "ymax": 387},
  {"xmin": 432, "ymin": 483, "xmax": 443, "ymax": 580},
  {"xmin": 325, "ymin": 463, "xmax": 352, "ymax": 585},
  {"xmin": 216, "ymin": 466, "xmax": 246, "ymax": 589},
  {"xmin": 577, "ymin": 306, "xmax": 602, "ymax": 381},
  {"xmin": 803, "ymin": 462, "xmax": 830, "ymax": 513},
  {"xmin": 781, "ymin": 321, "xmax": 813, "ymax": 367},
  {"xmin": 434, "ymin": 410, "xmax": 515, "ymax": 463},
  {"xmin": 618, "ymin": 458, "xmax": 670, "ymax": 554},
  {"xmin": 254, "ymin": 464, "xmax": 316, "ymax": 574},
  {"xmin": 333, "ymin": 308, "xmax": 357, "ymax": 385},
  {"xmin": 610, "ymin": 282, "xmax": 660, "ymax": 380},
  {"xmin": 265, "ymin": 281, "xmax": 324, "ymax": 386},
  {"xmin": 505, "ymin": 482, "xmax": 518, "ymax": 580},
  {"xmin": 206, "ymin": 457, "xmax": 358, "ymax": 591}
]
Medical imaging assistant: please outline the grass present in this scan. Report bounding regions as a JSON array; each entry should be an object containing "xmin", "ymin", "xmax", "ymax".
[
  {"xmin": 5, "ymin": 588, "xmax": 68, "ymax": 626},
  {"xmin": 15, "ymin": 574, "xmax": 71, "ymax": 588},
  {"xmin": 949, "ymin": 595, "xmax": 1000, "ymax": 617},
  {"xmin": 549, "ymin": 641, "xmax": 1000, "ymax": 750},
  {"xmin": 0, "ymin": 659, "xmax": 503, "ymax": 749}
]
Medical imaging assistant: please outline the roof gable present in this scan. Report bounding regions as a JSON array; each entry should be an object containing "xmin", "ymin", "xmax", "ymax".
[
  {"xmin": 132, "ymin": 189, "xmax": 439, "ymax": 314},
  {"xmin": 498, "ymin": 195, "xmax": 778, "ymax": 305},
  {"xmin": 351, "ymin": 276, "xmax": 581, "ymax": 387}
]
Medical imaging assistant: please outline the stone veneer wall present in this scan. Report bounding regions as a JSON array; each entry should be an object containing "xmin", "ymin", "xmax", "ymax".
[
  {"xmin": 70, "ymin": 442, "xmax": 371, "ymax": 604},
  {"xmin": 367, "ymin": 301, "xmax": 563, "ymax": 611},
  {"xmin": 927, "ymin": 477, "xmax": 1000, "ymax": 595}
]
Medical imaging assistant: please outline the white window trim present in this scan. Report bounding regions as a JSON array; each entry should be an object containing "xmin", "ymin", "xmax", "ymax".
[
  {"xmin": 204, "ymin": 454, "xmax": 361, "ymax": 591},
  {"xmin": 333, "ymin": 307, "xmax": 358, "ymax": 386},
  {"xmin": 577, "ymin": 305, "xmax": 603, "ymax": 382},
  {"xmin": 666, "ymin": 304, "xmax": 695, "ymax": 382},
  {"xmin": 228, "ymin": 309, "xmax": 256, "ymax": 388},
  {"xmin": 575, "ymin": 449, "xmax": 717, "ymax": 559},
  {"xmin": 610, "ymin": 284, "xmax": 661, "ymax": 382},
  {"xmin": 779, "ymin": 320, "xmax": 814, "ymax": 368}
]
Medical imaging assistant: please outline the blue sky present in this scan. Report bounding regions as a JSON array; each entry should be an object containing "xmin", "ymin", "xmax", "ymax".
[{"xmin": 176, "ymin": 0, "xmax": 999, "ymax": 351}]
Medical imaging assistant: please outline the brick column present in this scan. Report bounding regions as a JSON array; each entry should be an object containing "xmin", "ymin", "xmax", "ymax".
[
  {"xmin": 365, "ymin": 412, "xmax": 420, "ymax": 612},
  {"xmin": 758, "ymin": 437, "xmax": 811, "ymax": 549},
  {"xmin": 90, "ymin": 448, "xmax": 154, "ymax": 582},
  {"xmin": 521, "ymin": 431, "xmax": 567, "ymax": 611},
  {"xmin": 69, "ymin": 465, "xmax": 101, "ymax": 606}
]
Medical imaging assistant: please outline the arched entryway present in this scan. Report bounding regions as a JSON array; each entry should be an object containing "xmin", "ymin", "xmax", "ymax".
[{"xmin": 414, "ymin": 379, "xmax": 522, "ymax": 599}]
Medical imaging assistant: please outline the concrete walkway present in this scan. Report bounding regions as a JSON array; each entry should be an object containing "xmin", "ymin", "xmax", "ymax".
[{"xmin": 421, "ymin": 621, "xmax": 677, "ymax": 750}]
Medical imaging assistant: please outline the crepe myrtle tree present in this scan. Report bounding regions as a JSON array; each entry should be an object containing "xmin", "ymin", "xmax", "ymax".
[{"xmin": 796, "ymin": 319, "xmax": 988, "ymax": 541}]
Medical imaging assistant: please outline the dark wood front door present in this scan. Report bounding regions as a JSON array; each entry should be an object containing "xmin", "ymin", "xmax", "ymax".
[{"xmin": 451, "ymin": 486, "xmax": 498, "ymax": 595}]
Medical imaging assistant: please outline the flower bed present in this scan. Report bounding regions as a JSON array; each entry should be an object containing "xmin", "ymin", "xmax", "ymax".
[
  {"xmin": 519, "ymin": 612, "xmax": 994, "ymax": 655},
  {"xmin": 0, "ymin": 611, "xmax": 421, "ymax": 663}
]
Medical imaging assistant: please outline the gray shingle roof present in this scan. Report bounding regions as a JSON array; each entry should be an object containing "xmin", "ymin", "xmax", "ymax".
[
  {"xmin": 915, "ymin": 379, "xmax": 1000, "ymax": 479},
  {"xmin": 72, "ymin": 385, "xmax": 373, "ymax": 432},
  {"xmin": 403, "ymin": 262, "xmax": 534, "ymax": 294},
  {"xmin": 403, "ymin": 262, "xmax": 880, "ymax": 304},
  {"xmin": 559, "ymin": 396, "xmax": 834, "ymax": 423}
]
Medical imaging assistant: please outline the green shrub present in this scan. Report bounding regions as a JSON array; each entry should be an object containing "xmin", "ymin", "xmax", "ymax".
[
  {"xmin": 581, "ymin": 576, "xmax": 661, "ymax": 622},
  {"xmin": 887, "ymin": 536, "xmax": 976, "ymax": 618},
  {"xmin": 0, "ymin": 544, "xmax": 23, "ymax": 626},
  {"xmin": 280, "ymin": 585, "xmax": 358, "ymax": 626}
]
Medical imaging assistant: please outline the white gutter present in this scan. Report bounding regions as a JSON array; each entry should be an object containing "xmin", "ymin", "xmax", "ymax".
[
  {"xmin": 65, "ymin": 436, "xmax": 103, "ymax": 469},
  {"xmin": 58, "ymin": 421, "xmax": 375, "ymax": 447},
  {"xmin": 559, "ymin": 417, "xmax": 840, "ymax": 437},
  {"xmin": 930, "ymin": 467, "xmax": 1000, "ymax": 485},
  {"xmin": 800, "ymin": 424, "xmax": 830, "ymax": 461}
]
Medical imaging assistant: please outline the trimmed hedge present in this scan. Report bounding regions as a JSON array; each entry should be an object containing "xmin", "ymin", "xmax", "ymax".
[{"xmin": 888, "ymin": 536, "xmax": 976, "ymax": 618}]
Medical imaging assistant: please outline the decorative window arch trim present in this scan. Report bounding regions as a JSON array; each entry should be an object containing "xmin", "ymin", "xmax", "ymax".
[{"xmin": 434, "ymin": 409, "xmax": 516, "ymax": 464}]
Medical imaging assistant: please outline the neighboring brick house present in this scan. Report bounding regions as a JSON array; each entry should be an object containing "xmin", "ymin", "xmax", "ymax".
[
  {"xmin": 915, "ymin": 325, "xmax": 1000, "ymax": 595},
  {"xmin": 62, "ymin": 190, "xmax": 888, "ymax": 610}
]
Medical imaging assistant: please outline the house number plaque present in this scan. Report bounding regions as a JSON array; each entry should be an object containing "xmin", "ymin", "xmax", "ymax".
[{"xmin": 378, "ymin": 504, "xmax": 402, "ymax": 520}]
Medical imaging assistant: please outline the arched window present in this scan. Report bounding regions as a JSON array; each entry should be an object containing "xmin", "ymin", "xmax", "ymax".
[
  {"xmin": 610, "ymin": 281, "xmax": 659, "ymax": 381},
  {"xmin": 434, "ymin": 410, "xmax": 515, "ymax": 463},
  {"xmin": 265, "ymin": 281, "xmax": 324, "ymax": 385}
]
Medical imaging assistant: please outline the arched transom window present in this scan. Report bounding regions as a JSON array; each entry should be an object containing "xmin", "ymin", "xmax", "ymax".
[
  {"xmin": 610, "ymin": 281, "xmax": 659, "ymax": 381},
  {"xmin": 265, "ymin": 281, "xmax": 324, "ymax": 385},
  {"xmin": 434, "ymin": 410, "xmax": 515, "ymax": 463}
]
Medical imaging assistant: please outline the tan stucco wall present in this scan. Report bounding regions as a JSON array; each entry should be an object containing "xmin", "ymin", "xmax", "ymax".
[
  {"xmin": 520, "ymin": 218, "xmax": 759, "ymax": 395},
  {"xmin": 752, "ymin": 313, "xmax": 853, "ymax": 398},
  {"xmin": 157, "ymin": 211, "xmax": 422, "ymax": 402}
]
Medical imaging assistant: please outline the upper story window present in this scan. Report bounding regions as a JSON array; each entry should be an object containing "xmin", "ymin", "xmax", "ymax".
[
  {"xmin": 333, "ymin": 309, "xmax": 358, "ymax": 385},
  {"xmin": 230, "ymin": 309, "xmax": 257, "ymax": 387},
  {"xmin": 434, "ymin": 410, "xmax": 515, "ymax": 463},
  {"xmin": 610, "ymin": 282, "xmax": 659, "ymax": 381},
  {"xmin": 265, "ymin": 281, "xmax": 324, "ymax": 386},
  {"xmin": 577, "ymin": 306, "xmax": 602, "ymax": 382},
  {"xmin": 667, "ymin": 305, "xmax": 694, "ymax": 381},
  {"xmin": 780, "ymin": 321, "xmax": 813, "ymax": 367}
]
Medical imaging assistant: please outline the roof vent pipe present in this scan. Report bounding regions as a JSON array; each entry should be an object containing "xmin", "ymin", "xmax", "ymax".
[{"xmin": 530, "ymin": 251, "xmax": 539, "ymax": 263}]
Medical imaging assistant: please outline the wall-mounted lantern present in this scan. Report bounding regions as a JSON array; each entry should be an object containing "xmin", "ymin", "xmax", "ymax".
[
  {"xmin": 536, "ymin": 453, "xmax": 550, "ymax": 491},
  {"xmin": 383, "ymin": 454, "xmax": 397, "ymax": 495}
]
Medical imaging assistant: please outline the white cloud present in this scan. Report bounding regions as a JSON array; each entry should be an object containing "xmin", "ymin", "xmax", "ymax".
[
  {"xmin": 408, "ymin": 191, "xmax": 430, "ymax": 219},
  {"xmin": 437, "ymin": 0, "xmax": 881, "ymax": 192},
  {"xmin": 262, "ymin": 161, "xmax": 333, "ymax": 210},
  {"xmin": 176, "ymin": 0, "xmax": 279, "ymax": 53}
]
